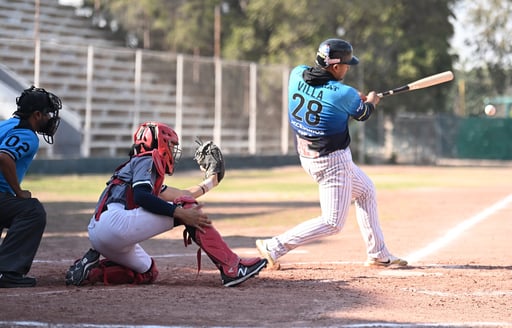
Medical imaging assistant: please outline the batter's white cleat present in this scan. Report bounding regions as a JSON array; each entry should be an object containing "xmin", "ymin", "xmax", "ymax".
[
  {"xmin": 364, "ymin": 255, "xmax": 408, "ymax": 267},
  {"xmin": 256, "ymin": 239, "xmax": 279, "ymax": 269}
]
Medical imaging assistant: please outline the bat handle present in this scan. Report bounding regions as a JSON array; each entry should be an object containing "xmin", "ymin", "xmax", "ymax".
[{"xmin": 377, "ymin": 85, "xmax": 409, "ymax": 98}]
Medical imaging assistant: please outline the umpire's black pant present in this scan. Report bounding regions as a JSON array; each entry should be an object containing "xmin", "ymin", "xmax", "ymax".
[{"xmin": 0, "ymin": 192, "xmax": 46, "ymax": 275}]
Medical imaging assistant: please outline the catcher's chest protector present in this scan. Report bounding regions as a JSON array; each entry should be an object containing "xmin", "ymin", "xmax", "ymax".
[
  {"xmin": 94, "ymin": 177, "xmax": 136, "ymax": 220},
  {"xmin": 94, "ymin": 155, "xmax": 164, "ymax": 220}
]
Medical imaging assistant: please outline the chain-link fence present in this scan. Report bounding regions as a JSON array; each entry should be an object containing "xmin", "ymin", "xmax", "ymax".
[
  {"xmin": 2, "ymin": 38, "xmax": 511, "ymax": 165},
  {"xmin": 0, "ymin": 38, "xmax": 295, "ymax": 158}
]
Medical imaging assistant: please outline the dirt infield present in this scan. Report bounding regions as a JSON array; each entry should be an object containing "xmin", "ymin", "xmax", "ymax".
[{"xmin": 1, "ymin": 165, "xmax": 511, "ymax": 327}]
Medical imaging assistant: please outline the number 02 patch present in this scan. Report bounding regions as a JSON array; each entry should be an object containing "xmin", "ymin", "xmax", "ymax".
[{"xmin": 4, "ymin": 135, "xmax": 31, "ymax": 158}]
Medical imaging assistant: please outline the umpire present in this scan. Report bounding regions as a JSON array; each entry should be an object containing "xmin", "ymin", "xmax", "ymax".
[{"xmin": 0, "ymin": 86, "xmax": 61, "ymax": 288}]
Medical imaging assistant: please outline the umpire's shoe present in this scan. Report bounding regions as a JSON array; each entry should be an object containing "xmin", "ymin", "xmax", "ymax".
[
  {"xmin": 0, "ymin": 272, "xmax": 36, "ymax": 288},
  {"xmin": 65, "ymin": 248, "xmax": 100, "ymax": 286},
  {"xmin": 221, "ymin": 258, "xmax": 267, "ymax": 287}
]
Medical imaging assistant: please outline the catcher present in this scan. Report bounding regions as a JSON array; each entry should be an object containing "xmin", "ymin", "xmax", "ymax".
[{"xmin": 65, "ymin": 122, "xmax": 267, "ymax": 287}]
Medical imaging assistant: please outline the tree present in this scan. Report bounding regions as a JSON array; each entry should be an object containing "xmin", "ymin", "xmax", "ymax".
[
  {"xmin": 458, "ymin": 0, "xmax": 512, "ymax": 94},
  {"xmin": 101, "ymin": 0, "xmax": 172, "ymax": 49},
  {"xmin": 222, "ymin": 0, "xmax": 456, "ymax": 112},
  {"xmin": 98, "ymin": 0, "xmax": 456, "ymax": 112}
]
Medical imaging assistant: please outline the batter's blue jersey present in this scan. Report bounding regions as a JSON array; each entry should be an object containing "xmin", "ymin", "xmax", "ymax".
[
  {"xmin": 0, "ymin": 117, "xmax": 40, "ymax": 194},
  {"xmin": 288, "ymin": 65, "xmax": 366, "ymax": 157}
]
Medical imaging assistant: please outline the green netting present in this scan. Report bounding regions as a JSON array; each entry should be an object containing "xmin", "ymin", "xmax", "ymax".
[{"xmin": 456, "ymin": 117, "xmax": 512, "ymax": 159}]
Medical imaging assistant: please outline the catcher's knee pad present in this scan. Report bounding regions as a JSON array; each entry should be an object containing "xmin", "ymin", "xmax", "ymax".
[
  {"xmin": 87, "ymin": 259, "xmax": 158, "ymax": 285},
  {"xmin": 134, "ymin": 258, "xmax": 159, "ymax": 284}
]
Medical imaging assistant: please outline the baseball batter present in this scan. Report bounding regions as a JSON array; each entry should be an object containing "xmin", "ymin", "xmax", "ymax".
[
  {"xmin": 256, "ymin": 38, "xmax": 407, "ymax": 268},
  {"xmin": 66, "ymin": 122, "xmax": 267, "ymax": 287}
]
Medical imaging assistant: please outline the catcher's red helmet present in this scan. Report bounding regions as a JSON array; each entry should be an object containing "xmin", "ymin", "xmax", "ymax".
[
  {"xmin": 315, "ymin": 38, "xmax": 359, "ymax": 68},
  {"xmin": 132, "ymin": 122, "xmax": 181, "ymax": 175}
]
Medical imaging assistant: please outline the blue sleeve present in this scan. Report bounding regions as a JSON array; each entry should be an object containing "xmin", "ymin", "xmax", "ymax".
[
  {"xmin": 133, "ymin": 183, "xmax": 177, "ymax": 217},
  {"xmin": 352, "ymin": 102, "xmax": 375, "ymax": 121},
  {"xmin": 345, "ymin": 89, "xmax": 374, "ymax": 121}
]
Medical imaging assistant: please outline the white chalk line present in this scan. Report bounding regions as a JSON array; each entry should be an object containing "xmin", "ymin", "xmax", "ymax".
[
  {"xmin": 405, "ymin": 193, "xmax": 512, "ymax": 264},
  {"xmin": 400, "ymin": 288, "xmax": 512, "ymax": 297},
  {"xmin": 0, "ymin": 323, "xmax": 192, "ymax": 328},
  {"xmin": 1, "ymin": 321, "xmax": 511, "ymax": 328},
  {"xmin": 33, "ymin": 249, "xmax": 307, "ymax": 264}
]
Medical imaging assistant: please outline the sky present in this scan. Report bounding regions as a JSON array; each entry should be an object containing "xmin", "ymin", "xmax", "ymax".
[
  {"xmin": 449, "ymin": 0, "xmax": 512, "ymax": 71},
  {"xmin": 449, "ymin": 0, "xmax": 475, "ymax": 70}
]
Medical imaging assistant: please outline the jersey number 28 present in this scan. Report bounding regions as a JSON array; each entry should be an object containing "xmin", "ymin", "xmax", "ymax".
[{"xmin": 290, "ymin": 93, "xmax": 323, "ymax": 126}]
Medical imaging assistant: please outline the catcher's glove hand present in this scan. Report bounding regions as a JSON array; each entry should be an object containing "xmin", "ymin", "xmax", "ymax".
[{"xmin": 193, "ymin": 139, "xmax": 225, "ymax": 182}]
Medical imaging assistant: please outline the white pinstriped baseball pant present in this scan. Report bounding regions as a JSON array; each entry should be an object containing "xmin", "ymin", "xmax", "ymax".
[{"xmin": 266, "ymin": 147, "xmax": 392, "ymax": 260}]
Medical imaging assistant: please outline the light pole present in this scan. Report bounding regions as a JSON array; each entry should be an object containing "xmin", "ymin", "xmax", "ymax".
[
  {"xmin": 214, "ymin": 3, "xmax": 229, "ymax": 58},
  {"xmin": 34, "ymin": 0, "xmax": 40, "ymax": 86},
  {"xmin": 214, "ymin": 4, "xmax": 221, "ymax": 58}
]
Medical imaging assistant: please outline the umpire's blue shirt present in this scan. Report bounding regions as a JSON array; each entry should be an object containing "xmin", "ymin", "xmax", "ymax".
[{"xmin": 0, "ymin": 117, "xmax": 40, "ymax": 195}]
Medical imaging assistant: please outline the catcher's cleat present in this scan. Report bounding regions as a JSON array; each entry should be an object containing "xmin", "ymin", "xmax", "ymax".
[
  {"xmin": 221, "ymin": 258, "xmax": 267, "ymax": 287},
  {"xmin": 0, "ymin": 272, "xmax": 36, "ymax": 288},
  {"xmin": 256, "ymin": 239, "xmax": 279, "ymax": 269},
  {"xmin": 65, "ymin": 248, "xmax": 100, "ymax": 286},
  {"xmin": 364, "ymin": 255, "xmax": 408, "ymax": 267}
]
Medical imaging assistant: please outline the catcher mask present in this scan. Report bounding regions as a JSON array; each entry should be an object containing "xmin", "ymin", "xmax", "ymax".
[
  {"xmin": 131, "ymin": 122, "xmax": 181, "ymax": 175},
  {"xmin": 15, "ymin": 85, "xmax": 62, "ymax": 144}
]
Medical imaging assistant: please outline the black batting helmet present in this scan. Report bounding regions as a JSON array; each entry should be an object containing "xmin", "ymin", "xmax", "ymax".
[{"xmin": 315, "ymin": 38, "xmax": 359, "ymax": 68}]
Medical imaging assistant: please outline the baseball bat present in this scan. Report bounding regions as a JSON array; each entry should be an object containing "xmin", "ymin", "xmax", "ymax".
[{"xmin": 377, "ymin": 71, "xmax": 454, "ymax": 98}]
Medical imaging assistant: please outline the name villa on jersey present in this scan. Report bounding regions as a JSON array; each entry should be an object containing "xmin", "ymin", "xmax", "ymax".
[{"xmin": 297, "ymin": 81, "xmax": 339, "ymax": 100}]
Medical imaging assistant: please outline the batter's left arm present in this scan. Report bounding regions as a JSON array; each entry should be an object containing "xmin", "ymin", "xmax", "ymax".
[{"xmin": 353, "ymin": 91, "xmax": 380, "ymax": 122}]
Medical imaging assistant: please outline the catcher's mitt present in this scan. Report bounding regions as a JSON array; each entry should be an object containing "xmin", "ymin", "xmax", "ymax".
[{"xmin": 193, "ymin": 139, "xmax": 225, "ymax": 182}]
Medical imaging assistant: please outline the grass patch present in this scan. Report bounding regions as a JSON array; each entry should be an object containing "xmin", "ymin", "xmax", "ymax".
[{"xmin": 23, "ymin": 165, "xmax": 509, "ymax": 201}]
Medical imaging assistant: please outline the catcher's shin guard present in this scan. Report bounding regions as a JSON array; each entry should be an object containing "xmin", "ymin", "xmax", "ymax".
[{"xmin": 185, "ymin": 225, "xmax": 241, "ymax": 277}]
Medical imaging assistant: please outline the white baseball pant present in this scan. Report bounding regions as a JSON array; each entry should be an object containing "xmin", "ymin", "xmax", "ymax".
[
  {"xmin": 88, "ymin": 203, "xmax": 175, "ymax": 273},
  {"xmin": 266, "ymin": 147, "xmax": 392, "ymax": 260}
]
